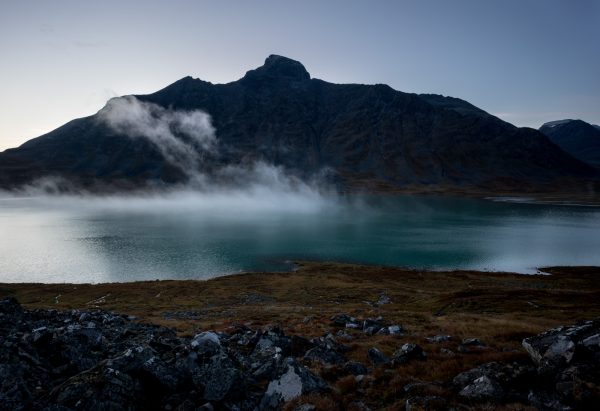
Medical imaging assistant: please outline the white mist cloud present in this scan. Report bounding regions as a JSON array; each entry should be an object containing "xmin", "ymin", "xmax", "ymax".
[
  {"xmin": 25, "ymin": 185, "xmax": 338, "ymax": 217},
  {"xmin": 94, "ymin": 95, "xmax": 336, "ymax": 196},
  {"xmin": 0, "ymin": 95, "xmax": 341, "ymax": 217},
  {"xmin": 97, "ymin": 96, "xmax": 216, "ymax": 176}
]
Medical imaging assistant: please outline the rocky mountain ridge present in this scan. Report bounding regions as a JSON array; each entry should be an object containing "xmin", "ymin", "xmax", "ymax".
[{"xmin": 0, "ymin": 55, "xmax": 597, "ymax": 193}]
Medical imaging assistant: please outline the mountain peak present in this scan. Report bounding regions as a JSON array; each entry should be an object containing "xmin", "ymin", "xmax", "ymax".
[{"xmin": 242, "ymin": 55, "xmax": 310, "ymax": 82}]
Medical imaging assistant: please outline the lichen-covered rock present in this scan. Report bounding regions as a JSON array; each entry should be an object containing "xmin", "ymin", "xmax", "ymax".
[
  {"xmin": 459, "ymin": 375, "xmax": 504, "ymax": 401},
  {"xmin": 259, "ymin": 358, "xmax": 328, "ymax": 410},
  {"xmin": 522, "ymin": 320, "xmax": 600, "ymax": 369},
  {"xmin": 453, "ymin": 362, "xmax": 535, "ymax": 391},
  {"xmin": 451, "ymin": 319, "xmax": 600, "ymax": 409}
]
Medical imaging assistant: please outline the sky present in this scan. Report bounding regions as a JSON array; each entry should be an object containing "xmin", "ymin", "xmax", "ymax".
[{"xmin": 0, "ymin": 0, "xmax": 599, "ymax": 151}]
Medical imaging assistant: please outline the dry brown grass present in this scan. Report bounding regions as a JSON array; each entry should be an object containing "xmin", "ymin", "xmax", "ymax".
[{"xmin": 2, "ymin": 262, "xmax": 599, "ymax": 409}]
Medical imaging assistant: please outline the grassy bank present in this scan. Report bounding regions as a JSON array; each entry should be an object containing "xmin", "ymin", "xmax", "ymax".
[{"xmin": 2, "ymin": 262, "xmax": 600, "ymax": 409}]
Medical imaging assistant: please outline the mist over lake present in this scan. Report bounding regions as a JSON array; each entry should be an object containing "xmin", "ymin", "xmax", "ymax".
[{"xmin": 1, "ymin": 193, "xmax": 599, "ymax": 283}]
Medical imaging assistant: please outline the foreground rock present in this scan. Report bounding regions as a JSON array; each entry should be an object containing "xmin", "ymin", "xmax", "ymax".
[
  {"xmin": 3, "ymin": 296, "xmax": 600, "ymax": 410},
  {"xmin": 0, "ymin": 298, "xmax": 327, "ymax": 410},
  {"xmin": 260, "ymin": 358, "xmax": 328, "ymax": 409},
  {"xmin": 453, "ymin": 319, "xmax": 600, "ymax": 409},
  {"xmin": 523, "ymin": 319, "xmax": 600, "ymax": 410}
]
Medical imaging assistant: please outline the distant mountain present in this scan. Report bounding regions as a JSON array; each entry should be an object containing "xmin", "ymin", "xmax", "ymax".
[
  {"xmin": 0, "ymin": 55, "xmax": 596, "ymax": 193},
  {"xmin": 540, "ymin": 119, "xmax": 600, "ymax": 169}
]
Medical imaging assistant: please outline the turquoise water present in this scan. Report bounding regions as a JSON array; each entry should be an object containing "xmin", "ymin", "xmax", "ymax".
[{"xmin": 1, "ymin": 193, "xmax": 599, "ymax": 283}]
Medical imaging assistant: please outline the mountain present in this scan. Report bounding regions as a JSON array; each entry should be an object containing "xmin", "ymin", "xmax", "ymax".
[
  {"xmin": 539, "ymin": 119, "xmax": 600, "ymax": 169},
  {"xmin": 0, "ymin": 55, "xmax": 596, "ymax": 193}
]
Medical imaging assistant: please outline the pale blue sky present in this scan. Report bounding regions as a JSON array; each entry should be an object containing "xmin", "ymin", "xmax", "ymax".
[{"xmin": 0, "ymin": 0, "xmax": 598, "ymax": 150}]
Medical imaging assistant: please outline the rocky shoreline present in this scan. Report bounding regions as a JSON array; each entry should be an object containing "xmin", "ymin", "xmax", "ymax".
[{"xmin": 1, "ymin": 296, "xmax": 599, "ymax": 410}]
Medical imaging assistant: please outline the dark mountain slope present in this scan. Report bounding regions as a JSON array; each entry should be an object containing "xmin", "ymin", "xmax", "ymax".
[
  {"xmin": 540, "ymin": 119, "xmax": 600, "ymax": 169},
  {"xmin": 0, "ymin": 55, "xmax": 596, "ymax": 192}
]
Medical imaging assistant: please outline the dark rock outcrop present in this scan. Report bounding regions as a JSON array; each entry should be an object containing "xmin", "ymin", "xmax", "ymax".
[
  {"xmin": 4, "ymin": 296, "xmax": 600, "ymax": 410},
  {"xmin": 0, "ymin": 298, "xmax": 328, "ymax": 410},
  {"xmin": 453, "ymin": 319, "xmax": 600, "ymax": 409},
  {"xmin": 453, "ymin": 361, "xmax": 536, "ymax": 403},
  {"xmin": 0, "ymin": 55, "xmax": 596, "ymax": 192}
]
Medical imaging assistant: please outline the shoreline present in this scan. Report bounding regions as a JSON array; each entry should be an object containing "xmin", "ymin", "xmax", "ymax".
[
  {"xmin": 3, "ymin": 186, "xmax": 600, "ymax": 206},
  {"xmin": 0, "ymin": 259, "xmax": 573, "ymax": 286},
  {"xmin": 2, "ymin": 261, "xmax": 598, "ymax": 332},
  {"xmin": 0, "ymin": 259, "xmax": 584, "ymax": 286},
  {"xmin": 2, "ymin": 261, "xmax": 600, "ymax": 409},
  {"xmin": 0, "ymin": 261, "xmax": 600, "ymax": 410}
]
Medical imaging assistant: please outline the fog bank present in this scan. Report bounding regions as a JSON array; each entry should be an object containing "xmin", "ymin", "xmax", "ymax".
[{"xmin": 1, "ymin": 96, "xmax": 341, "ymax": 215}]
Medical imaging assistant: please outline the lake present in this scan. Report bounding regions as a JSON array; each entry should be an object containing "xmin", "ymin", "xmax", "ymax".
[{"xmin": 1, "ymin": 192, "xmax": 599, "ymax": 283}]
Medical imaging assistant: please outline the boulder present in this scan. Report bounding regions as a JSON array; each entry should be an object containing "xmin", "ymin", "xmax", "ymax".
[
  {"xmin": 522, "ymin": 320, "xmax": 600, "ymax": 369},
  {"xmin": 191, "ymin": 331, "xmax": 221, "ymax": 356},
  {"xmin": 311, "ymin": 334, "xmax": 350, "ymax": 354},
  {"xmin": 453, "ymin": 362, "xmax": 535, "ymax": 392},
  {"xmin": 459, "ymin": 375, "xmax": 504, "ymax": 401},
  {"xmin": 393, "ymin": 343, "xmax": 426, "ymax": 364},
  {"xmin": 426, "ymin": 335, "xmax": 451, "ymax": 343},
  {"xmin": 362, "ymin": 318, "xmax": 383, "ymax": 333},
  {"xmin": 387, "ymin": 325, "xmax": 404, "ymax": 335},
  {"xmin": 581, "ymin": 333, "xmax": 600, "ymax": 349},
  {"xmin": 260, "ymin": 358, "xmax": 328, "ymax": 409},
  {"xmin": 197, "ymin": 353, "xmax": 240, "ymax": 401},
  {"xmin": 461, "ymin": 338, "xmax": 484, "ymax": 346},
  {"xmin": 367, "ymin": 348, "xmax": 390, "ymax": 366},
  {"xmin": 304, "ymin": 346, "xmax": 346, "ymax": 365},
  {"xmin": 31, "ymin": 326, "xmax": 53, "ymax": 346}
]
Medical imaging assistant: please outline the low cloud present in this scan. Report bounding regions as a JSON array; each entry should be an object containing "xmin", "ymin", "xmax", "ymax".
[
  {"xmin": 1, "ymin": 95, "xmax": 340, "ymax": 214},
  {"xmin": 97, "ymin": 96, "xmax": 217, "ymax": 178}
]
